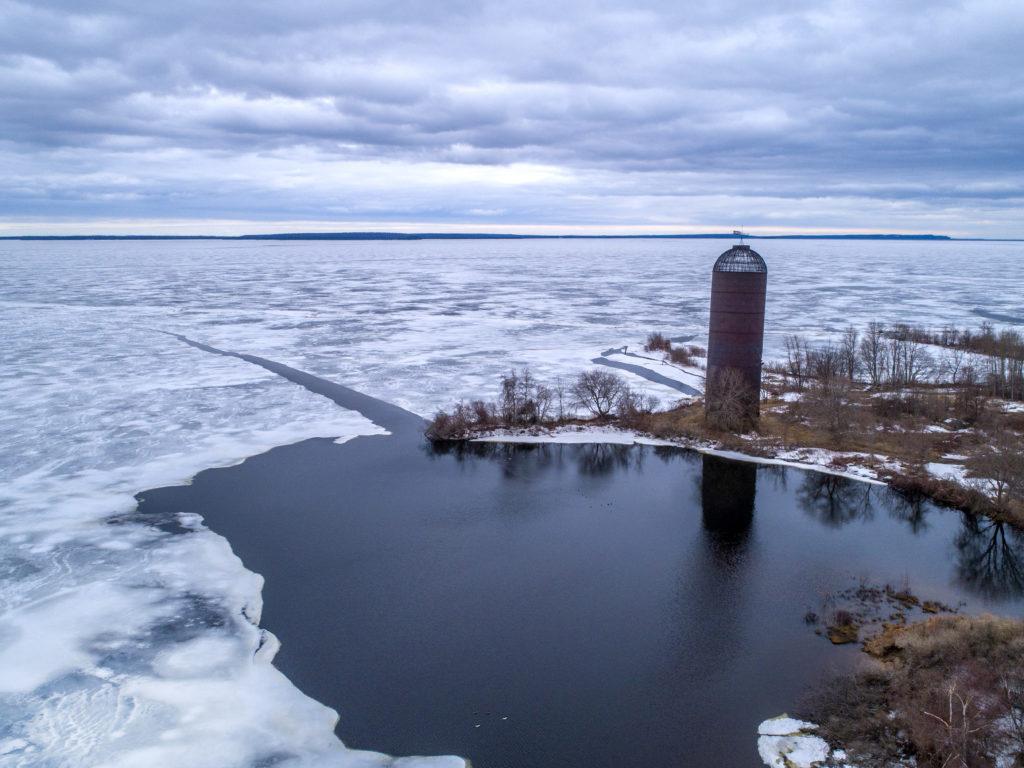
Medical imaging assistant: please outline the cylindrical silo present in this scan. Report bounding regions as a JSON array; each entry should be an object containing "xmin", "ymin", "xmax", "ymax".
[{"xmin": 705, "ymin": 244, "xmax": 767, "ymax": 424}]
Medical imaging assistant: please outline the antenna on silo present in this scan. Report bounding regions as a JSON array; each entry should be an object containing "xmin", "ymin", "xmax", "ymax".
[{"xmin": 732, "ymin": 228, "xmax": 748, "ymax": 245}]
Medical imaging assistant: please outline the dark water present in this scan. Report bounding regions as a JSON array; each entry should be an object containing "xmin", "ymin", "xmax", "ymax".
[{"xmin": 138, "ymin": 437, "xmax": 1024, "ymax": 768}]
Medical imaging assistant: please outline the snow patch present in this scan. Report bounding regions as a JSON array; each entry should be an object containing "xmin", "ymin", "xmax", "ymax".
[
  {"xmin": 757, "ymin": 716, "xmax": 830, "ymax": 768},
  {"xmin": 473, "ymin": 425, "xmax": 677, "ymax": 446},
  {"xmin": 926, "ymin": 461, "xmax": 970, "ymax": 483}
]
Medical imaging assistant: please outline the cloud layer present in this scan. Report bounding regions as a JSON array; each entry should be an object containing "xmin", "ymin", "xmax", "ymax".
[{"xmin": 1, "ymin": 0, "xmax": 1022, "ymax": 235}]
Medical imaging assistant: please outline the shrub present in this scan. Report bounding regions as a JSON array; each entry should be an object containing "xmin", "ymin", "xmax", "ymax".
[
  {"xmin": 899, "ymin": 668, "xmax": 1006, "ymax": 768},
  {"xmin": 968, "ymin": 423, "xmax": 1024, "ymax": 511},
  {"xmin": 952, "ymin": 367, "xmax": 989, "ymax": 424},
  {"xmin": 644, "ymin": 332, "xmax": 672, "ymax": 353},
  {"xmin": 571, "ymin": 369, "xmax": 628, "ymax": 417},
  {"xmin": 424, "ymin": 366, "xmax": 621, "ymax": 440},
  {"xmin": 498, "ymin": 367, "xmax": 554, "ymax": 426},
  {"xmin": 705, "ymin": 367, "xmax": 755, "ymax": 432},
  {"xmin": 425, "ymin": 367, "xmax": 553, "ymax": 440},
  {"xmin": 832, "ymin": 608, "xmax": 856, "ymax": 627},
  {"xmin": 802, "ymin": 669, "xmax": 903, "ymax": 764},
  {"xmin": 617, "ymin": 387, "xmax": 660, "ymax": 429},
  {"xmin": 804, "ymin": 615, "xmax": 1024, "ymax": 767},
  {"xmin": 798, "ymin": 376, "xmax": 859, "ymax": 443},
  {"xmin": 424, "ymin": 401, "xmax": 475, "ymax": 441},
  {"xmin": 668, "ymin": 346, "xmax": 693, "ymax": 366},
  {"xmin": 468, "ymin": 399, "xmax": 495, "ymax": 427}
]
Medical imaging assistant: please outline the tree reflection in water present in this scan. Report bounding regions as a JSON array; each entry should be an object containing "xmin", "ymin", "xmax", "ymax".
[
  {"xmin": 955, "ymin": 514, "xmax": 1024, "ymax": 601},
  {"xmin": 428, "ymin": 442, "xmax": 1024, "ymax": 610},
  {"xmin": 425, "ymin": 440, "xmax": 564, "ymax": 481},
  {"xmin": 575, "ymin": 442, "xmax": 641, "ymax": 476},
  {"xmin": 796, "ymin": 472, "xmax": 874, "ymax": 527},
  {"xmin": 879, "ymin": 486, "xmax": 933, "ymax": 534},
  {"xmin": 424, "ymin": 439, "xmax": 644, "ymax": 478}
]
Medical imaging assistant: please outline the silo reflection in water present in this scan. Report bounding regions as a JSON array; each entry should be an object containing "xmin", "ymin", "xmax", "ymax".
[{"xmin": 701, "ymin": 453, "xmax": 756, "ymax": 557}]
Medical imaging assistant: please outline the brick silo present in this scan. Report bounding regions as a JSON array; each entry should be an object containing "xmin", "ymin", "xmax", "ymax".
[{"xmin": 705, "ymin": 244, "xmax": 767, "ymax": 425}]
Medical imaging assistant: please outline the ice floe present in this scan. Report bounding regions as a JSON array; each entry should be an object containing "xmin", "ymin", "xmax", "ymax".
[{"xmin": 757, "ymin": 716, "xmax": 830, "ymax": 768}]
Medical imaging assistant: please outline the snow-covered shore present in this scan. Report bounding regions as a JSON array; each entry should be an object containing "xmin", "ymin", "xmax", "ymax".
[{"xmin": 474, "ymin": 425, "xmax": 889, "ymax": 485}]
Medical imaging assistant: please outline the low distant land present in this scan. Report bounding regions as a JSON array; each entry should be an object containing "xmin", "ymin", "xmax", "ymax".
[{"xmin": 4, "ymin": 231, "xmax": 1021, "ymax": 242}]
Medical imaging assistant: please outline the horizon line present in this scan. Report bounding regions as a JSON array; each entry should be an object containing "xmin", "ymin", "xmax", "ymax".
[{"xmin": 4, "ymin": 231, "xmax": 1021, "ymax": 242}]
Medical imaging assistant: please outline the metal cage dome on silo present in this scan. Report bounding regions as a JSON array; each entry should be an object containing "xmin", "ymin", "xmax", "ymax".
[{"xmin": 712, "ymin": 244, "xmax": 767, "ymax": 273}]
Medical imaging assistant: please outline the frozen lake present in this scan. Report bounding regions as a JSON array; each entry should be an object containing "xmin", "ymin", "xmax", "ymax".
[{"xmin": 1, "ymin": 238, "xmax": 1023, "ymax": 767}]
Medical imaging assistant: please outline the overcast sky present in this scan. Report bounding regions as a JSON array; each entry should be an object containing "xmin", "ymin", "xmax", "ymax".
[{"xmin": 1, "ymin": 0, "xmax": 1021, "ymax": 236}]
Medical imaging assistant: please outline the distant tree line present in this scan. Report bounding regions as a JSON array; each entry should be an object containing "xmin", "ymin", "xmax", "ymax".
[
  {"xmin": 891, "ymin": 322, "xmax": 1024, "ymax": 401},
  {"xmin": 775, "ymin": 322, "xmax": 1023, "ymax": 402}
]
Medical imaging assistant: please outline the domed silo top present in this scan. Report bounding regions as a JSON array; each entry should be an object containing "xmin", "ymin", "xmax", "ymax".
[{"xmin": 712, "ymin": 244, "xmax": 767, "ymax": 273}]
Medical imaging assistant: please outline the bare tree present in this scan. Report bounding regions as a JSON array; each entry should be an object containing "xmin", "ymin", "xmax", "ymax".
[
  {"xmin": 801, "ymin": 376, "xmax": 856, "ymax": 443},
  {"xmin": 516, "ymin": 367, "xmax": 537, "ymax": 421},
  {"xmin": 840, "ymin": 326, "xmax": 860, "ymax": 380},
  {"xmin": 885, "ymin": 333, "xmax": 906, "ymax": 388},
  {"xmin": 534, "ymin": 384, "xmax": 554, "ymax": 422},
  {"xmin": 808, "ymin": 343, "xmax": 843, "ymax": 382},
  {"xmin": 705, "ymin": 367, "xmax": 753, "ymax": 431},
  {"xmin": 940, "ymin": 324, "xmax": 961, "ymax": 347},
  {"xmin": 618, "ymin": 387, "xmax": 659, "ymax": 414},
  {"xmin": 969, "ymin": 424, "xmax": 1024, "ymax": 509},
  {"xmin": 953, "ymin": 365, "xmax": 988, "ymax": 423},
  {"xmin": 785, "ymin": 334, "xmax": 809, "ymax": 389},
  {"xmin": 571, "ymin": 369, "xmax": 627, "ymax": 417},
  {"xmin": 498, "ymin": 367, "xmax": 553, "ymax": 425},
  {"xmin": 859, "ymin": 321, "xmax": 887, "ymax": 387},
  {"xmin": 617, "ymin": 387, "xmax": 660, "ymax": 428},
  {"xmin": 553, "ymin": 376, "xmax": 570, "ymax": 420},
  {"xmin": 499, "ymin": 369, "xmax": 521, "ymax": 423},
  {"xmin": 940, "ymin": 345, "xmax": 967, "ymax": 385},
  {"xmin": 903, "ymin": 340, "xmax": 935, "ymax": 386},
  {"xmin": 470, "ymin": 399, "xmax": 496, "ymax": 427}
]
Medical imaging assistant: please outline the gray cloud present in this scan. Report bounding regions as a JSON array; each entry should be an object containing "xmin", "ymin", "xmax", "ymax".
[{"xmin": 0, "ymin": 0, "xmax": 1021, "ymax": 235}]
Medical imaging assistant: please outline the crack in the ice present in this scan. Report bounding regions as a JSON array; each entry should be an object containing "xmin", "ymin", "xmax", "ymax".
[{"xmin": 163, "ymin": 332, "xmax": 426, "ymax": 437}]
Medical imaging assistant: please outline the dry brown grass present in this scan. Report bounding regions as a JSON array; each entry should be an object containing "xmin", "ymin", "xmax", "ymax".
[{"xmin": 806, "ymin": 615, "xmax": 1024, "ymax": 767}]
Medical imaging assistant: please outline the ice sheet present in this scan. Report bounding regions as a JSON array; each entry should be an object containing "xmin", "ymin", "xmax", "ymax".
[{"xmin": 0, "ymin": 284, "xmax": 460, "ymax": 766}]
